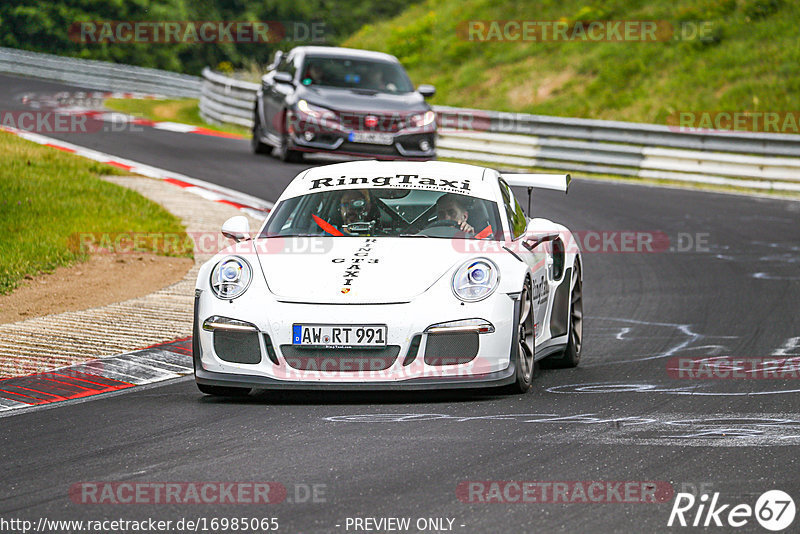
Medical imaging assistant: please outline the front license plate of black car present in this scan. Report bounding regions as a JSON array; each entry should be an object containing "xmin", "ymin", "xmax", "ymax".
[
  {"xmin": 292, "ymin": 324, "xmax": 387, "ymax": 347},
  {"xmin": 349, "ymin": 131, "xmax": 394, "ymax": 145}
]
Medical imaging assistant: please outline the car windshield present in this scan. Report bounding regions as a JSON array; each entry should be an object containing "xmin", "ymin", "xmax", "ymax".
[
  {"xmin": 300, "ymin": 57, "xmax": 415, "ymax": 94},
  {"xmin": 261, "ymin": 188, "xmax": 503, "ymax": 240}
]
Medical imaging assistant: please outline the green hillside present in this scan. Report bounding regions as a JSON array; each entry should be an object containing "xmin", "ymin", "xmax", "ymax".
[{"xmin": 344, "ymin": 0, "xmax": 800, "ymax": 124}]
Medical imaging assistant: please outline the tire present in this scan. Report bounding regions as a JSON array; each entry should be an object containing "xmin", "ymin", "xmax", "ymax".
[
  {"xmin": 276, "ymin": 111, "xmax": 303, "ymax": 163},
  {"xmin": 543, "ymin": 262, "xmax": 583, "ymax": 369},
  {"xmin": 509, "ymin": 277, "xmax": 536, "ymax": 393},
  {"xmin": 251, "ymin": 110, "xmax": 271, "ymax": 155},
  {"xmin": 197, "ymin": 383, "xmax": 252, "ymax": 397}
]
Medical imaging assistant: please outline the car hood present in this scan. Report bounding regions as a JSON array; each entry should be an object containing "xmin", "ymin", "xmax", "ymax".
[
  {"xmin": 255, "ymin": 237, "xmax": 466, "ymax": 304},
  {"xmin": 297, "ymin": 86, "xmax": 427, "ymax": 113}
]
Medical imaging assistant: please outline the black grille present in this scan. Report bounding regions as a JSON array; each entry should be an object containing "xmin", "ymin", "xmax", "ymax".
[
  {"xmin": 214, "ymin": 331, "xmax": 261, "ymax": 364},
  {"xmin": 423, "ymin": 333, "xmax": 479, "ymax": 366},
  {"xmin": 337, "ymin": 141, "xmax": 400, "ymax": 157},
  {"xmin": 280, "ymin": 345, "xmax": 400, "ymax": 371},
  {"xmin": 337, "ymin": 113, "xmax": 404, "ymax": 133}
]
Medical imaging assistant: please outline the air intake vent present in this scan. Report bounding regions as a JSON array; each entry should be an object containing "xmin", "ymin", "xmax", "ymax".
[
  {"xmin": 214, "ymin": 330, "xmax": 261, "ymax": 364},
  {"xmin": 423, "ymin": 333, "xmax": 479, "ymax": 366}
]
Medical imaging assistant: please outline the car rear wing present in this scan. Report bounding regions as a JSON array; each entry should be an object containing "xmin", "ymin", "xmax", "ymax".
[{"xmin": 500, "ymin": 173, "xmax": 571, "ymax": 194}]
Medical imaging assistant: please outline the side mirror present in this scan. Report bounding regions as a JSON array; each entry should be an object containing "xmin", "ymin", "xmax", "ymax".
[
  {"xmin": 221, "ymin": 216, "xmax": 251, "ymax": 242},
  {"xmin": 274, "ymin": 71, "xmax": 294, "ymax": 85},
  {"xmin": 417, "ymin": 84, "xmax": 436, "ymax": 98}
]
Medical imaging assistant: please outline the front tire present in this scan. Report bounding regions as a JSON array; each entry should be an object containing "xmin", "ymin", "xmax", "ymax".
[
  {"xmin": 197, "ymin": 383, "xmax": 251, "ymax": 397},
  {"xmin": 276, "ymin": 110, "xmax": 303, "ymax": 163},
  {"xmin": 251, "ymin": 110, "xmax": 271, "ymax": 155},
  {"xmin": 510, "ymin": 277, "xmax": 536, "ymax": 393}
]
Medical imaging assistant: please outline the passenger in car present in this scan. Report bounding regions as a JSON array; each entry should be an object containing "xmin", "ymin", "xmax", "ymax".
[{"xmin": 435, "ymin": 193, "xmax": 475, "ymax": 234}]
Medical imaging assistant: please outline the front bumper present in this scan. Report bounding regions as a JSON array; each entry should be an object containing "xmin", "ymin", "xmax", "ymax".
[
  {"xmin": 193, "ymin": 289, "xmax": 518, "ymax": 390},
  {"xmin": 288, "ymin": 119, "xmax": 436, "ymax": 160}
]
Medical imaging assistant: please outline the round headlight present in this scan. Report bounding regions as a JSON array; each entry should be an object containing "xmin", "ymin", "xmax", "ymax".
[
  {"xmin": 210, "ymin": 256, "xmax": 252, "ymax": 300},
  {"xmin": 452, "ymin": 258, "xmax": 499, "ymax": 302}
]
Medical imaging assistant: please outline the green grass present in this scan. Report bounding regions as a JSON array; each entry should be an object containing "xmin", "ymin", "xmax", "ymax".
[
  {"xmin": 104, "ymin": 98, "xmax": 250, "ymax": 137},
  {"xmin": 344, "ymin": 0, "xmax": 800, "ymax": 125},
  {"xmin": 0, "ymin": 131, "xmax": 192, "ymax": 295}
]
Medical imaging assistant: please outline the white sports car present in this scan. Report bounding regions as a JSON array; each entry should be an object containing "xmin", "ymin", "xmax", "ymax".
[{"xmin": 193, "ymin": 161, "xmax": 582, "ymax": 395}]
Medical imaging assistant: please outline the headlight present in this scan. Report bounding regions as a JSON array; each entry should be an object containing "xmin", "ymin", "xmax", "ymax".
[
  {"xmin": 297, "ymin": 99, "xmax": 336, "ymax": 121},
  {"xmin": 210, "ymin": 256, "xmax": 252, "ymax": 300},
  {"xmin": 409, "ymin": 110, "xmax": 436, "ymax": 128},
  {"xmin": 452, "ymin": 258, "xmax": 499, "ymax": 302}
]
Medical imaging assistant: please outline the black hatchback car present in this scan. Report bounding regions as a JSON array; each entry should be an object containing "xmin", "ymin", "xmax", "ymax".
[{"xmin": 252, "ymin": 46, "xmax": 436, "ymax": 162}]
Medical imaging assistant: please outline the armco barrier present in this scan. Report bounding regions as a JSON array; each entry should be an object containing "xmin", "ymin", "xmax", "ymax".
[
  {"xmin": 199, "ymin": 68, "xmax": 259, "ymax": 128},
  {"xmin": 0, "ymin": 47, "xmax": 201, "ymax": 98},
  {"xmin": 199, "ymin": 69, "xmax": 800, "ymax": 192}
]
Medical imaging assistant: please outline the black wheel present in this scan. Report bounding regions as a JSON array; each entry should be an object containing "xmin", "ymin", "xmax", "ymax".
[
  {"xmin": 251, "ymin": 110, "xmax": 271, "ymax": 155},
  {"xmin": 276, "ymin": 111, "xmax": 303, "ymax": 163},
  {"xmin": 509, "ymin": 277, "xmax": 536, "ymax": 393},
  {"xmin": 544, "ymin": 262, "xmax": 583, "ymax": 368},
  {"xmin": 197, "ymin": 383, "xmax": 251, "ymax": 397}
]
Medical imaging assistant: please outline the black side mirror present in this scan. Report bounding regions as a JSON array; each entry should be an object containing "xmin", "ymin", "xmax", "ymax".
[{"xmin": 417, "ymin": 84, "xmax": 436, "ymax": 98}]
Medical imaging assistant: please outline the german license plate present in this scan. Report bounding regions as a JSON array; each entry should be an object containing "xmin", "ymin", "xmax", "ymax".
[
  {"xmin": 349, "ymin": 131, "xmax": 394, "ymax": 145},
  {"xmin": 292, "ymin": 324, "xmax": 387, "ymax": 347}
]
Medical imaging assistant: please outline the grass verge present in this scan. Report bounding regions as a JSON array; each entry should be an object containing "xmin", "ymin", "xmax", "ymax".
[
  {"xmin": 104, "ymin": 98, "xmax": 250, "ymax": 137},
  {"xmin": 0, "ymin": 130, "xmax": 192, "ymax": 295}
]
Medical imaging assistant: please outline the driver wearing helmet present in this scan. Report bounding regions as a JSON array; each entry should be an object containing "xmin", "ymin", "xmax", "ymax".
[
  {"xmin": 339, "ymin": 189, "xmax": 381, "ymax": 234},
  {"xmin": 435, "ymin": 193, "xmax": 474, "ymax": 234}
]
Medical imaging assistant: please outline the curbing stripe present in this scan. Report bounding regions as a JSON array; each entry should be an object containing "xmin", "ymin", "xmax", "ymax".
[{"xmin": 0, "ymin": 338, "xmax": 194, "ymax": 415}]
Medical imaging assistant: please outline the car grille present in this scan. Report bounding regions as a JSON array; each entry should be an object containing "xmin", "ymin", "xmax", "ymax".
[
  {"xmin": 337, "ymin": 112, "xmax": 405, "ymax": 133},
  {"xmin": 337, "ymin": 141, "xmax": 400, "ymax": 156},
  {"xmin": 423, "ymin": 332, "xmax": 479, "ymax": 366},
  {"xmin": 214, "ymin": 330, "xmax": 261, "ymax": 364},
  {"xmin": 280, "ymin": 345, "xmax": 401, "ymax": 371}
]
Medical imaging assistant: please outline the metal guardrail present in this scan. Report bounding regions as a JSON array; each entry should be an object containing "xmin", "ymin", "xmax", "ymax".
[
  {"xmin": 0, "ymin": 47, "xmax": 201, "ymax": 98},
  {"xmin": 199, "ymin": 68, "xmax": 258, "ymax": 128},
  {"xmin": 199, "ymin": 69, "xmax": 800, "ymax": 191}
]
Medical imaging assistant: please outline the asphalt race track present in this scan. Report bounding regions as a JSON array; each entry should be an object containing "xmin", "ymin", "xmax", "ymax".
[{"xmin": 2, "ymin": 73, "xmax": 800, "ymax": 533}]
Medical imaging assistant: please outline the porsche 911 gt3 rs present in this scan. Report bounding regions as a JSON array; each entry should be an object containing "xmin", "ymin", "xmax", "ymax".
[{"xmin": 193, "ymin": 161, "xmax": 582, "ymax": 395}]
